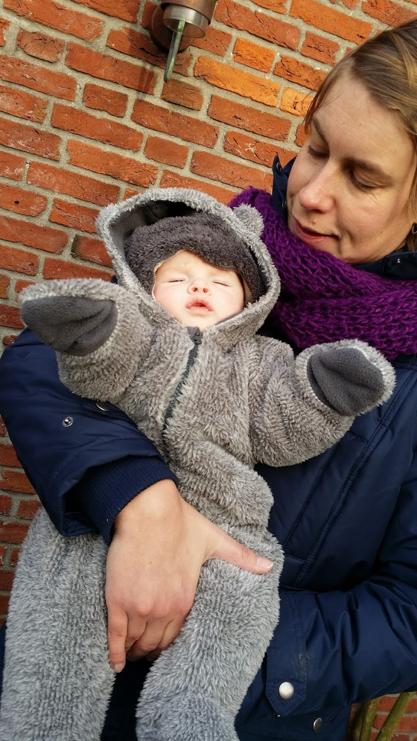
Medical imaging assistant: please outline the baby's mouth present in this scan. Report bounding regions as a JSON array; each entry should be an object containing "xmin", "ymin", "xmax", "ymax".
[{"xmin": 186, "ymin": 299, "xmax": 213, "ymax": 312}]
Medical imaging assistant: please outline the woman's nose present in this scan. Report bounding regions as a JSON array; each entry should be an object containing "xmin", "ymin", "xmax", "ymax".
[{"xmin": 298, "ymin": 166, "xmax": 335, "ymax": 212}]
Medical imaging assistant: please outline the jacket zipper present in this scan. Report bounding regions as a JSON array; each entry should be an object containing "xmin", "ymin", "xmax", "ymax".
[{"xmin": 162, "ymin": 328, "xmax": 202, "ymax": 451}]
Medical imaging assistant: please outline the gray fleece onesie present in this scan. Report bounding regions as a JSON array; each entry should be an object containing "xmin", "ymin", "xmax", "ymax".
[{"xmin": 0, "ymin": 188, "xmax": 395, "ymax": 741}]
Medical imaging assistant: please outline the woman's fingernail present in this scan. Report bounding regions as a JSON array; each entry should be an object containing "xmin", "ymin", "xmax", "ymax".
[
  {"xmin": 113, "ymin": 663, "xmax": 125, "ymax": 673},
  {"xmin": 257, "ymin": 557, "xmax": 273, "ymax": 570}
]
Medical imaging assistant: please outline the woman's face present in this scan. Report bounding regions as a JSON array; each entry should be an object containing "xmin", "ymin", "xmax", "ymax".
[{"xmin": 287, "ymin": 72, "xmax": 417, "ymax": 263}]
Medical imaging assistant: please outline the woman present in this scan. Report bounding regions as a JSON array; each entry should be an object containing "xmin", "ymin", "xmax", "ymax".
[{"xmin": 1, "ymin": 19, "xmax": 417, "ymax": 741}]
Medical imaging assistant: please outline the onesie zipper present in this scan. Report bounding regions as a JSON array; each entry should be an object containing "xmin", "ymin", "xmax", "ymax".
[{"xmin": 162, "ymin": 328, "xmax": 202, "ymax": 451}]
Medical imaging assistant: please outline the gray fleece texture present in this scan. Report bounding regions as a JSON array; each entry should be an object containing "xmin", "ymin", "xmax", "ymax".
[{"xmin": 1, "ymin": 187, "xmax": 395, "ymax": 741}]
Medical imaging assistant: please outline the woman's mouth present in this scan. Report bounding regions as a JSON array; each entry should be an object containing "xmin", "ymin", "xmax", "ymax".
[{"xmin": 290, "ymin": 217, "xmax": 338, "ymax": 246}]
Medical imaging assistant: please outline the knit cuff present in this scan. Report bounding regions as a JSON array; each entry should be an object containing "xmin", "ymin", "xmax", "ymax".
[{"xmin": 70, "ymin": 456, "xmax": 177, "ymax": 544}]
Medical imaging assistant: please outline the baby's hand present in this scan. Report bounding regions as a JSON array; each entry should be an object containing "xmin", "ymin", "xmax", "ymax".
[
  {"xmin": 20, "ymin": 279, "xmax": 121, "ymax": 355},
  {"xmin": 308, "ymin": 340, "xmax": 395, "ymax": 416}
]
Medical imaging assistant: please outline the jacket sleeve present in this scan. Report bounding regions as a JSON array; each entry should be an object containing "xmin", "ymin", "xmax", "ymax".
[
  {"xmin": 0, "ymin": 329, "xmax": 176, "ymax": 544},
  {"xmin": 20, "ymin": 279, "xmax": 153, "ymax": 403},
  {"xmin": 262, "ymin": 458, "xmax": 417, "ymax": 718},
  {"xmin": 248, "ymin": 337, "xmax": 354, "ymax": 467}
]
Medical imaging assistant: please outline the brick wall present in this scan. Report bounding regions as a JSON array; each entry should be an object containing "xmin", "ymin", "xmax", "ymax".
[{"xmin": 0, "ymin": 0, "xmax": 416, "ymax": 736}]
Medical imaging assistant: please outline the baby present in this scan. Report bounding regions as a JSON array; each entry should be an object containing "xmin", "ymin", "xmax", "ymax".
[{"xmin": 0, "ymin": 187, "xmax": 395, "ymax": 741}]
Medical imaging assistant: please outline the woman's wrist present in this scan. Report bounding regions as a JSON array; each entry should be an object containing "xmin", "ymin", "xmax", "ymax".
[{"xmin": 114, "ymin": 479, "xmax": 181, "ymax": 534}]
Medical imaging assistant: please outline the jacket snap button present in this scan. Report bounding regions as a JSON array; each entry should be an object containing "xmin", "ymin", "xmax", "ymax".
[
  {"xmin": 313, "ymin": 717, "xmax": 323, "ymax": 732},
  {"xmin": 62, "ymin": 416, "xmax": 73, "ymax": 427},
  {"xmin": 278, "ymin": 682, "xmax": 294, "ymax": 700}
]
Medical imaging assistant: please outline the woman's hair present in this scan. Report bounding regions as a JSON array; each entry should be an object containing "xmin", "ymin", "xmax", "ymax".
[{"xmin": 305, "ymin": 19, "xmax": 417, "ymax": 249}]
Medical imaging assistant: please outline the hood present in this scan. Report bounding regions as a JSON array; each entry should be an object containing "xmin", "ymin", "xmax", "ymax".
[{"xmin": 96, "ymin": 187, "xmax": 280, "ymax": 346}]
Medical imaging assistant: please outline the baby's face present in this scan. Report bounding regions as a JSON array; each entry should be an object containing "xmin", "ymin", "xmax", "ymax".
[{"xmin": 153, "ymin": 250, "xmax": 245, "ymax": 330}]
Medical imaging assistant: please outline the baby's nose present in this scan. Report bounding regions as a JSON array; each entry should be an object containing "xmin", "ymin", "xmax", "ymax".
[{"xmin": 190, "ymin": 280, "xmax": 209, "ymax": 293}]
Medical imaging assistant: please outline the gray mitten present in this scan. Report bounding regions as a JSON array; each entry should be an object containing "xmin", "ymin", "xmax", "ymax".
[
  {"xmin": 21, "ymin": 295, "xmax": 116, "ymax": 355},
  {"xmin": 308, "ymin": 343, "xmax": 394, "ymax": 415}
]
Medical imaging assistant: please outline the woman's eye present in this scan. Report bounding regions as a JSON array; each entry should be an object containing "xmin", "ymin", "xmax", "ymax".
[
  {"xmin": 350, "ymin": 172, "xmax": 378, "ymax": 191},
  {"xmin": 307, "ymin": 145, "xmax": 328, "ymax": 159},
  {"xmin": 168, "ymin": 278, "xmax": 184, "ymax": 283},
  {"xmin": 213, "ymin": 281, "xmax": 230, "ymax": 287}
]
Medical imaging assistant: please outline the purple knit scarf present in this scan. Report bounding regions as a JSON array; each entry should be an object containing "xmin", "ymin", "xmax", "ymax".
[{"xmin": 232, "ymin": 188, "xmax": 417, "ymax": 360}]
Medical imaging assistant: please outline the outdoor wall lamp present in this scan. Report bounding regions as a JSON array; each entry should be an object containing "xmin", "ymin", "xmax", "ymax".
[{"xmin": 150, "ymin": 0, "xmax": 217, "ymax": 80}]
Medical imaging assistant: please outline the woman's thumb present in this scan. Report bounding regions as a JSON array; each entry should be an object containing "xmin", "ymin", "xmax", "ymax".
[{"xmin": 211, "ymin": 532, "xmax": 273, "ymax": 574}]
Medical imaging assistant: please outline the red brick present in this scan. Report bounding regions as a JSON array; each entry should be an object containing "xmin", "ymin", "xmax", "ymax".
[
  {"xmin": 17, "ymin": 499, "xmax": 41, "ymax": 519},
  {"xmin": 72, "ymin": 235, "xmax": 112, "ymax": 268},
  {"xmin": 0, "ymin": 569, "xmax": 15, "ymax": 590},
  {"xmin": 0, "ymin": 151, "xmax": 26, "ymax": 181},
  {"xmin": 0, "ymin": 83, "xmax": 48, "ymax": 123},
  {"xmin": 10, "ymin": 547, "xmax": 21, "ymax": 567},
  {"xmin": 0, "ymin": 55, "xmax": 76, "ymax": 101},
  {"xmin": 0, "ymin": 417, "xmax": 6, "ymax": 436},
  {"xmin": 224, "ymin": 131, "xmax": 295, "ymax": 168},
  {"xmin": 233, "ymin": 38, "xmax": 275, "ymax": 73},
  {"xmin": 67, "ymin": 139, "xmax": 158, "ymax": 188},
  {"xmin": 106, "ymin": 28, "xmax": 191, "ymax": 76},
  {"xmin": 71, "ymin": 0, "xmax": 140, "ymax": 21},
  {"xmin": 274, "ymin": 55, "xmax": 327, "ymax": 91},
  {"xmin": 0, "ymin": 494, "xmax": 12, "ymax": 516},
  {"xmin": 0, "ymin": 215, "xmax": 67, "ymax": 252},
  {"xmin": 66, "ymin": 42, "xmax": 156, "ymax": 94},
  {"xmin": 27, "ymin": 162, "xmax": 120, "ymax": 207},
  {"xmin": 17, "ymin": 30, "xmax": 64, "ymax": 62},
  {"xmin": 290, "ymin": 0, "xmax": 372, "ymax": 43},
  {"xmin": 49, "ymin": 198, "xmax": 99, "ymax": 234},
  {"xmin": 83, "ymin": 83, "xmax": 128, "ymax": 118},
  {"xmin": 362, "ymin": 0, "xmax": 416, "ymax": 25},
  {"xmin": 251, "ymin": 0, "xmax": 286, "ymax": 9},
  {"xmin": 160, "ymin": 171, "xmax": 236, "ymax": 204},
  {"xmin": 191, "ymin": 27, "xmax": 232, "ymax": 57},
  {"xmin": 145, "ymin": 136, "xmax": 188, "ymax": 168},
  {"xmin": 161, "ymin": 80, "xmax": 203, "ymax": 111},
  {"xmin": 52, "ymin": 103, "xmax": 142, "ymax": 151},
  {"xmin": 208, "ymin": 96, "xmax": 290, "ymax": 141},
  {"xmin": 0, "ymin": 520, "xmax": 30, "ymax": 543},
  {"xmin": 191, "ymin": 151, "xmax": 272, "ymax": 191},
  {"xmin": 215, "ymin": 0, "xmax": 300, "ymax": 50},
  {"xmin": 0, "ymin": 20, "xmax": 9, "ymax": 47},
  {"xmin": 4, "ymin": 0, "xmax": 103, "ymax": 41},
  {"xmin": 131, "ymin": 100, "xmax": 218, "ymax": 148},
  {"xmin": 43, "ymin": 257, "xmax": 111, "ymax": 280},
  {"xmin": 0, "ymin": 116, "xmax": 61, "ymax": 160},
  {"xmin": 0, "ymin": 306, "xmax": 23, "ymax": 329},
  {"xmin": 296, "ymin": 123, "xmax": 307, "ymax": 146},
  {"xmin": 301, "ymin": 32, "xmax": 340, "ymax": 65},
  {"xmin": 280, "ymin": 88, "xmax": 314, "ymax": 117},
  {"xmin": 0, "ymin": 444, "xmax": 20, "ymax": 467},
  {"xmin": 15, "ymin": 279, "xmax": 35, "ymax": 293},
  {"xmin": 0, "ymin": 243, "xmax": 39, "ymax": 275},
  {"xmin": 0, "ymin": 470, "xmax": 33, "ymax": 494},
  {"xmin": 0, "ymin": 274, "xmax": 10, "ymax": 299},
  {"xmin": 194, "ymin": 57, "xmax": 279, "ymax": 107},
  {"xmin": 0, "ymin": 184, "xmax": 47, "ymax": 217},
  {"xmin": 0, "ymin": 595, "xmax": 10, "ymax": 618},
  {"xmin": 0, "ymin": 496, "xmax": 11, "ymax": 517}
]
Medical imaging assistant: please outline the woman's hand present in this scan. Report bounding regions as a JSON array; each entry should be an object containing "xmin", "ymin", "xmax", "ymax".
[{"xmin": 105, "ymin": 480, "xmax": 273, "ymax": 672}]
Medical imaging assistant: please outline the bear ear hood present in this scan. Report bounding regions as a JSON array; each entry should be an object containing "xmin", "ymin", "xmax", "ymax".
[{"xmin": 96, "ymin": 187, "xmax": 280, "ymax": 338}]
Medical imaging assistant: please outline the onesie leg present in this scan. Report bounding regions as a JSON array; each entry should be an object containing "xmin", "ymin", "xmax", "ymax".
[
  {"xmin": 0, "ymin": 510, "xmax": 114, "ymax": 741},
  {"xmin": 136, "ymin": 542, "xmax": 281, "ymax": 741}
]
